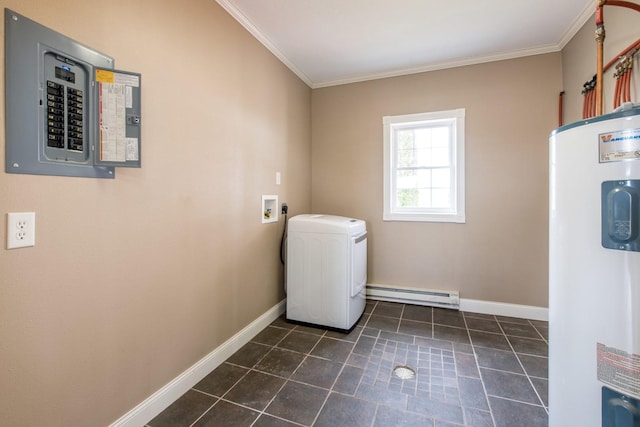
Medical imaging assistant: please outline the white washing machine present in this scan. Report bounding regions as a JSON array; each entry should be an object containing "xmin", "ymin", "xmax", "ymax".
[{"xmin": 286, "ymin": 214, "xmax": 367, "ymax": 331}]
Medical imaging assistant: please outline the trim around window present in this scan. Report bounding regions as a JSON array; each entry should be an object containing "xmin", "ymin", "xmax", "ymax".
[{"xmin": 383, "ymin": 109, "xmax": 466, "ymax": 223}]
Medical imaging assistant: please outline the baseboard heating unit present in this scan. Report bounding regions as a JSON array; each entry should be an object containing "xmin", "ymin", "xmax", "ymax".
[{"xmin": 366, "ymin": 285, "xmax": 460, "ymax": 310}]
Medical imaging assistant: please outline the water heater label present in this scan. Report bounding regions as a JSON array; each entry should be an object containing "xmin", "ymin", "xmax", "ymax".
[
  {"xmin": 597, "ymin": 342, "xmax": 640, "ymax": 399},
  {"xmin": 599, "ymin": 128, "xmax": 640, "ymax": 163}
]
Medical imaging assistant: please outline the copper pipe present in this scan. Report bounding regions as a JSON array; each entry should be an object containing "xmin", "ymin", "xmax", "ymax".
[
  {"xmin": 612, "ymin": 77, "xmax": 617, "ymax": 109},
  {"xmin": 624, "ymin": 67, "xmax": 632, "ymax": 103},
  {"xmin": 606, "ymin": 0, "xmax": 640, "ymax": 13},
  {"xmin": 604, "ymin": 39, "xmax": 640, "ymax": 72},
  {"xmin": 558, "ymin": 91, "xmax": 565, "ymax": 126},
  {"xmin": 618, "ymin": 69, "xmax": 629, "ymax": 107},
  {"xmin": 614, "ymin": 73, "xmax": 622, "ymax": 108},
  {"xmin": 614, "ymin": 72, "xmax": 621, "ymax": 108},
  {"xmin": 611, "ymin": 50, "xmax": 637, "ymax": 109},
  {"xmin": 582, "ymin": 82, "xmax": 590, "ymax": 119},
  {"xmin": 596, "ymin": 42, "xmax": 604, "ymax": 115},
  {"xmin": 614, "ymin": 63, "xmax": 623, "ymax": 108},
  {"xmin": 627, "ymin": 60, "xmax": 634, "ymax": 103},
  {"xmin": 595, "ymin": 0, "xmax": 640, "ymax": 115},
  {"xmin": 595, "ymin": 91, "xmax": 600, "ymax": 115},
  {"xmin": 591, "ymin": 81, "xmax": 598, "ymax": 117},
  {"xmin": 583, "ymin": 77, "xmax": 597, "ymax": 118},
  {"xmin": 595, "ymin": 3, "xmax": 605, "ymax": 116},
  {"xmin": 586, "ymin": 88, "xmax": 591, "ymax": 118}
]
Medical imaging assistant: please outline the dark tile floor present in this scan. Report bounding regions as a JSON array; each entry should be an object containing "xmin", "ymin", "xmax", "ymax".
[{"xmin": 147, "ymin": 301, "xmax": 548, "ymax": 427}]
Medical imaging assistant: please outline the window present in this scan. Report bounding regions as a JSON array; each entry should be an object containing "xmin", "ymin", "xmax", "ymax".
[{"xmin": 383, "ymin": 109, "xmax": 465, "ymax": 223}]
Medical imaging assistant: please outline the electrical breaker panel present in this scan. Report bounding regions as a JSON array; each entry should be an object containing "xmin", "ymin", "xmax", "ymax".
[
  {"xmin": 4, "ymin": 9, "xmax": 141, "ymax": 179},
  {"xmin": 43, "ymin": 53, "xmax": 90, "ymax": 163}
]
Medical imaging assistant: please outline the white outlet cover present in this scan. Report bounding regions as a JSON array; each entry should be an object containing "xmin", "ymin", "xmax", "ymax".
[{"xmin": 7, "ymin": 212, "xmax": 35, "ymax": 249}]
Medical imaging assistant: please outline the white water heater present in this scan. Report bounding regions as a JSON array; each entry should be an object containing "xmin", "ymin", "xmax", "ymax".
[
  {"xmin": 286, "ymin": 214, "xmax": 367, "ymax": 332},
  {"xmin": 549, "ymin": 107, "xmax": 640, "ymax": 427}
]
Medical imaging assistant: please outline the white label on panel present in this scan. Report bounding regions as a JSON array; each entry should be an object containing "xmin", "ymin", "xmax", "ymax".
[
  {"xmin": 597, "ymin": 342, "xmax": 640, "ymax": 399},
  {"xmin": 114, "ymin": 72, "xmax": 140, "ymax": 87},
  {"xmin": 125, "ymin": 85, "xmax": 133, "ymax": 108},
  {"xmin": 99, "ymin": 82, "xmax": 127, "ymax": 162},
  {"xmin": 599, "ymin": 128, "xmax": 640, "ymax": 163},
  {"xmin": 126, "ymin": 138, "xmax": 139, "ymax": 161}
]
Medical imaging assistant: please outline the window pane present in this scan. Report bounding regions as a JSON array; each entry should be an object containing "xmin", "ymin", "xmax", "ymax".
[
  {"xmin": 431, "ymin": 168, "xmax": 450, "ymax": 188},
  {"xmin": 397, "ymin": 188, "xmax": 418, "ymax": 207},
  {"xmin": 417, "ymin": 189, "xmax": 432, "ymax": 208},
  {"xmin": 396, "ymin": 129, "xmax": 415, "ymax": 168},
  {"xmin": 397, "ymin": 129, "xmax": 414, "ymax": 149},
  {"xmin": 414, "ymin": 128, "xmax": 432, "ymax": 149},
  {"xmin": 397, "ymin": 148, "xmax": 415, "ymax": 168},
  {"xmin": 416, "ymin": 169, "xmax": 431, "ymax": 188},
  {"xmin": 412, "ymin": 150, "xmax": 429, "ymax": 168},
  {"xmin": 431, "ymin": 147, "xmax": 449, "ymax": 166},
  {"xmin": 431, "ymin": 126, "xmax": 450, "ymax": 147},
  {"xmin": 396, "ymin": 169, "xmax": 416, "ymax": 189},
  {"xmin": 432, "ymin": 189, "xmax": 451, "ymax": 208}
]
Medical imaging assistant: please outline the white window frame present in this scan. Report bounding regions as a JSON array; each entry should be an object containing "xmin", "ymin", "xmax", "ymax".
[{"xmin": 383, "ymin": 108, "xmax": 465, "ymax": 223}]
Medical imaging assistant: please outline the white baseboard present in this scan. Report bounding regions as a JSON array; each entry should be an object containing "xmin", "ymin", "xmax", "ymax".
[
  {"xmin": 109, "ymin": 300, "xmax": 286, "ymax": 427},
  {"xmin": 459, "ymin": 298, "xmax": 548, "ymax": 321},
  {"xmin": 366, "ymin": 284, "xmax": 459, "ymax": 310},
  {"xmin": 365, "ymin": 283, "xmax": 548, "ymax": 321}
]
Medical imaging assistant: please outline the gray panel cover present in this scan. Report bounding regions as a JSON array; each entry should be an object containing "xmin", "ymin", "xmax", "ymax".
[{"xmin": 5, "ymin": 8, "xmax": 115, "ymax": 178}]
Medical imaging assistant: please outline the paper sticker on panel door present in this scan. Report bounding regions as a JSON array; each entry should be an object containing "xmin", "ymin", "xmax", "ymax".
[{"xmin": 94, "ymin": 69, "xmax": 142, "ymax": 167}]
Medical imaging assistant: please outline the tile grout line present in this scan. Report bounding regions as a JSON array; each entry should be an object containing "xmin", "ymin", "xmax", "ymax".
[
  {"xmin": 307, "ymin": 300, "xmax": 377, "ymax": 427},
  {"xmin": 528, "ymin": 319, "xmax": 548, "ymax": 344},
  {"xmin": 199, "ymin": 326, "xmax": 311, "ymax": 426},
  {"xmin": 482, "ymin": 366, "xmax": 545, "ymax": 408},
  {"xmin": 462, "ymin": 311, "xmax": 498, "ymax": 427},
  {"xmin": 430, "ymin": 306, "xmax": 435, "ymax": 340},
  {"xmin": 187, "ymin": 361, "xmax": 257, "ymax": 427},
  {"xmin": 186, "ymin": 395, "xmax": 219, "ymax": 427},
  {"xmin": 252, "ymin": 328, "xmax": 323, "ymax": 424},
  {"xmin": 495, "ymin": 317, "xmax": 549, "ymax": 415},
  {"xmin": 397, "ymin": 303, "xmax": 405, "ymax": 334},
  {"xmin": 483, "ymin": 391, "xmax": 548, "ymax": 409},
  {"xmin": 246, "ymin": 376, "xmax": 292, "ymax": 427}
]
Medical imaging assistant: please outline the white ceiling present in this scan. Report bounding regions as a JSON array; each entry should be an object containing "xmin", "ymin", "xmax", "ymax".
[{"xmin": 216, "ymin": 0, "xmax": 595, "ymax": 88}]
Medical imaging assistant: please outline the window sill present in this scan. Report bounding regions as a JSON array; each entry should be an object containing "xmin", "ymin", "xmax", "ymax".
[{"xmin": 383, "ymin": 213, "xmax": 466, "ymax": 223}]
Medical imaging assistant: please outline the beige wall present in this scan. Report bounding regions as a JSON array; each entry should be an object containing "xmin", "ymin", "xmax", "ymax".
[
  {"xmin": 0, "ymin": 1, "xmax": 311, "ymax": 426},
  {"xmin": 562, "ymin": 7, "xmax": 640, "ymax": 123},
  {"xmin": 312, "ymin": 54, "xmax": 562, "ymax": 308}
]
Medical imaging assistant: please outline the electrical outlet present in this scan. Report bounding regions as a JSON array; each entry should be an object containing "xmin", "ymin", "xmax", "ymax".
[{"xmin": 7, "ymin": 212, "xmax": 35, "ymax": 249}]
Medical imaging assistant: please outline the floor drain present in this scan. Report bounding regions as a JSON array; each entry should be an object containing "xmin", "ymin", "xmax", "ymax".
[{"xmin": 393, "ymin": 365, "xmax": 416, "ymax": 380}]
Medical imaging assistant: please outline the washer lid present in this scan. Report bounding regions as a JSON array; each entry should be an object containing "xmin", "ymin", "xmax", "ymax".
[{"xmin": 288, "ymin": 214, "xmax": 366, "ymax": 235}]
